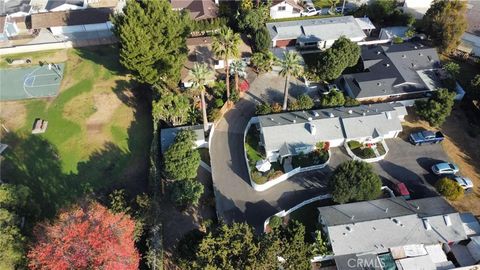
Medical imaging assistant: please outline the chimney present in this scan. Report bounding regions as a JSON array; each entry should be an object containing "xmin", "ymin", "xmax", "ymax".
[
  {"xmin": 309, "ymin": 123, "xmax": 316, "ymax": 135},
  {"xmin": 329, "ymin": 112, "xmax": 335, "ymax": 118}
]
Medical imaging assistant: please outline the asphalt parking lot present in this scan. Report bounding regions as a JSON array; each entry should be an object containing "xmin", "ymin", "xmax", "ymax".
[{"xmin": 373, "ymin": 138, "xmax": 450, "ymax": 199}]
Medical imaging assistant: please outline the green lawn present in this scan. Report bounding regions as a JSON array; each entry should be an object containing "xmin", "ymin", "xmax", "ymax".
[{"xmin": 1, "ymin": 46, "xmax": 152, "ymax": 219}]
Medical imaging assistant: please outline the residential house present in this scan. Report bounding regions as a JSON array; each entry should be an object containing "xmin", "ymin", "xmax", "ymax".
[
  {"xmin": 269, "ymin": 0, "xmax": 303, "ymax": 20},
  {"xmin": 265, "ymin": 16, "xmax": 375, "ymax": 49},
  {"xmin": 458, "ymin": 1, "xmax": 480, "ymax": 57},
  {"xmin": 402, "ymin": 0, "xmax": 433, "ymax": 19},
  {"xmin": 378, "ymin": 26, "xmax": 409, "ymax": 41},
  {"xmin": 256, "ymin": 102, "xmax": 406, "ymax": 162},
  {"xmin": 317, "ymin": 196, "xmax": 470, "ymax": 257},
  {"xmin": 30, "ymin": 8, "xmax": 114, "ymax": 38},
  {"xmin": 340, "ymin": 42, "xmax": 442, "ymax": 102},
  {"xmin": 171, "ymin": 0, "xmax": 218, "ymax": 21},
  {"xmin": 45, "ymin": 0, "xmax": 86, "ymax": 11},
  {"xmin": 160, "ymin": 125, "xmax": 207, "ymax": 153},
  {"xmin": 180, "ymin": 36, "xmax": 252, "ymax": 88},
  {"xmin": 0, "ymin": 0, "xmax": 31, "ymax": 17}
]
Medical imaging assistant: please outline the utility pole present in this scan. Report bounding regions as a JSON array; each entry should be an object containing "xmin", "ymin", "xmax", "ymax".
[{"xmin": 341, "ymin": 0, "xmax": 346, "ymax": 14}]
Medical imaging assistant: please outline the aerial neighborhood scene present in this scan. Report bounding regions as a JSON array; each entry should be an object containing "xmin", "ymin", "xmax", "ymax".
[{"xmin": 1, "ymin": 0, "xmax": 480, "ymax": 269}]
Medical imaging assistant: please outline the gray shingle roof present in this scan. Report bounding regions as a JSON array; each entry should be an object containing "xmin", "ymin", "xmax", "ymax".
[
  {"xmin": 342, "ymin": 42, "xmax": 442, "ymax": 99},
  {"xmin": 258, "ymin": 102, "xmax": 406, "ymax": 153},
  {"xmin": 318, "ymin": 197, "xmax": 467, "ymax": 256},
  {"xmin": 266, "ymin": 16, "xmax": 367, "ymax": 42}
]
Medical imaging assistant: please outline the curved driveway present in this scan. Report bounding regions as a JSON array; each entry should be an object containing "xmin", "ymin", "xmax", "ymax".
[{"xmin": 209, "ymin": 75, "xmax": 336, "ymax": 231}]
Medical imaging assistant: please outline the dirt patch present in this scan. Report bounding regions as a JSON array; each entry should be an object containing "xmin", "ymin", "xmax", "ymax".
[
  {"xmin": 85, "ymin": 92, "xmax": 125, "ymax": 142},
  {"xmin": 403, "ymin": 107, "xmax": 480, "ymax": 215},
  {"xmin": 0, "ymin": 101, "xmax": 27, "ymax": 132}
]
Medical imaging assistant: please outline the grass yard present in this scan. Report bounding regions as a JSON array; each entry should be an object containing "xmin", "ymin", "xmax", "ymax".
[{"xmin": 0, "ymin": 45, "xmax": 152, "ymax": 219}]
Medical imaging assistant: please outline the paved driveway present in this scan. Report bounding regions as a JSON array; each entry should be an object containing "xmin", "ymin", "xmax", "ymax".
[
  {"xmin": 373, "ymin": 138, "xmax": 450, "ymax": 199},
  {"xmin": 210, "ymin": 73, "xmax": 333, "ymax": 231}
]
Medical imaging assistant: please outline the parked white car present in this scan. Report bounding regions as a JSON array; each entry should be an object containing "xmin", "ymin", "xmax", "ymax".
[
  {"xmin": 452, "ymin": 176, "xmax": 474, "ymax": 190},
  {"xmin": 301, "ymin": 7, "xmax": 320, "ymax": 16},
  {"xmin": 431, "ymin": 162, "xmax": 459, "ymax": 175}
]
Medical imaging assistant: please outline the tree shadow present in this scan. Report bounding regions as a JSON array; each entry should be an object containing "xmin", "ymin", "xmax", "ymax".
[{"xmin": 75, "ymin": 44, "xmax": 127, "ymax": 75}]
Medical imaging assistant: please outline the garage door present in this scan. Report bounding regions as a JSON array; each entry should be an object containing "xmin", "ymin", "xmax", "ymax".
[{"xmin": 275, "ymin": 39, "xmax": 296, "ymax": 47}]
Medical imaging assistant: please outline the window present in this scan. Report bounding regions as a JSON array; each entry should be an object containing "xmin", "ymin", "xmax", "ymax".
[{"xmin": 278, "ymin": 6, "xmax": 286, "ymax": 11}]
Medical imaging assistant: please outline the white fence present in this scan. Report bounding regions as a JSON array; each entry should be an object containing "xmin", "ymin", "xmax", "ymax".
[
  {"xmin": 0, "ymin": 41, "xmax": 76, "ymax": 55},
  {"xmin": 344, "ymin": 140, "xmax": 389, "ymax": 163},
  {"xmin": 244, "ymin": 117, "xmax": 331, "ymax": 192},
  {"xmin": 358, "ymin": 39, "xmax": 391, "ymax": 46}
]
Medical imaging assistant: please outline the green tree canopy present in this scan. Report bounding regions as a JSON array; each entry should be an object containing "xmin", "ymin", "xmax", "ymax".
[
  {"xmin": 471, "ymin": 74, "xmax": 480, "ymax": 100},
  {"xmin": 423, "ymin": 0, "xmax": 467, "ymax": 53},
  {"xmin": 170, "ymin": 179, "xmax": 204, "ymax": 207},
  {"xmin": 254, "ymin": 27, "xmax": 271, "ymax": 52},
  {"xmin": 113, "ymin": 0, "xmax": 191, "ymax": 85},
  {"xmin": 331, "ymin": 160, "xmax": 382, "ymax": 203},
  {"xmin": 415, "ymin": 88, "xmax": 456, "ymax": 127},
  {"xmin": 320, "ymin": 90, "xmax": 346, "ymax": 108},
  {"xmin": 251, "ymin": 51, "xmax": 277, "ymax": 73},
  {"xmin": 310, "ymin": 37, "xmax": 360, "ymax": 81},
  {"xmin": 0, "ymin": 184, "xmax": 31, "ymax": 269},
  {"xmin": 152, "ymin": 89, "xmax": 191, "ymax": 127},
  {"xmin": 163, "ymin": 130, "xmax": 201, "ymax": 180}
]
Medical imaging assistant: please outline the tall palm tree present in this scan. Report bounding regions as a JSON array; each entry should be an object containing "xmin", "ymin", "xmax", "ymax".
[
  {"xmin": 189, "ymin": 63, "xmax": 213, "ymax": 132},
  {"xmin": 279, "ymin": 51, "xmax": 302, "ymax": 111},
  {"xmin": 212, "ymin": 27, "xmax": 241, "ymax": 100},
  {"xmin": 229, "ymin": 60, "xmax": 247, "ymax": 93}
]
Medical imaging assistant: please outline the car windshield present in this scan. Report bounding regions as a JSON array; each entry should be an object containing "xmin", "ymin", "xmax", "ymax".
[{"xmin": 449, "ymin": 164, "xmax": 456, "ymax": 170}]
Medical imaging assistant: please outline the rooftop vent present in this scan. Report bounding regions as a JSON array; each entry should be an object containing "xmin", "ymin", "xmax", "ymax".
[
  {"xmin": 313, "ymin": 111, "xmax": 320, "ymax": 117},
  {"xmin": 423, "ymin": 218, "xmax": 432, "ymax": 231},
  {"xmin": 348, "ymin": 109, "xmax": 353, "ymax": 114},
  {"xmin": 377, "ymin": 51, "xmax": 381, "ymax": 55},
  {"xmin": 385, "ymin": 207, "xmax": 389, "ymax": 213},
  {"xmin": 385, "ymin": 63, "xmax": 390, "ymax": 67},
  {"xmin": 377, "ymin": 82, "xmax": 382, "ymax": 86},
  {"xmin": 444, "ymin": 215, "xmax": 452, "ymax": 227},
  {"xmin": 308, "ymin": 117, "xmax": 313, "ymax": 121},
  {"xmin": 362, "ymin": 112, "xmax": 366, "ymax": 116},
  {"xmin": 402, "ymin": 54, "xmax": 406, "ymax": 58},
  {"xmin": 329, "ymin": 112, "xmax": 335, "ymax": 118},
  {"xmin": 346, "ymin": 226, "xmax": 353, "ymax": 232},
  {"xmin": 414, "ymin": 46, "xmax": 418, "ymax": 49},
  {"xmin": 419, "ymin": 53, "xmax": 423, "ymax": 56},
  {"xmin": 292, "ymin": 119, "xmax": 296, "ymax": 123}
]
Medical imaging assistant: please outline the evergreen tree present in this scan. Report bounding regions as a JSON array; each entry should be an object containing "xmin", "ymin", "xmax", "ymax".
[
  {"xmin": 170, "ymin": 179, "xmax": 204, "ymax": 207},
  {"xmin": 112, "ymin": 0, "xmax": 191, "ymax": 85},
  {"xmin": 331, "ymin": 160, "xmax": 382, "ymax": 203},
  {"xmin": 254, "ymin": 27, "xmax": 271, "ymax": 52},
  {"xmin": 280, "ymin": 221, "xmax": 313, "ymax": 270},
  {"xmin": 415, "ymin": 88, "xmax": 456, "ymax": 127},
  {"xmin": 163, "ymin": 130, "xmax": 201, "ymax": 180},
  {"xmin": 320, "ymin": 89, "xmax": 345, "ymax": 107},
  {"xmin": 423, "ymin": 0, "xmax": 467, "ymax": 53}
]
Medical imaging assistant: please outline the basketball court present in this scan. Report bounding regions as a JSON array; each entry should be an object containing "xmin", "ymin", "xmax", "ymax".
[{"xmin": 0, "ymin": 63, "xmax": 65, "ymax": 101}]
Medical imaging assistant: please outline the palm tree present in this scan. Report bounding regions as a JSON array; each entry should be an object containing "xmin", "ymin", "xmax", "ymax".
[
  {"xmin": 212, "ymin": 27, "xmax": 241, "ymax": 100},
  {"xmin": 229, "ymin": 60, "xmax": 247, "ymax": 93},
  {"xmin": 189, "ymin": 63, "xmax": 213, "ymax": 132},
  {"xmin": 279, "ymin": 51, "xmax": 302, "ymax": 111}
]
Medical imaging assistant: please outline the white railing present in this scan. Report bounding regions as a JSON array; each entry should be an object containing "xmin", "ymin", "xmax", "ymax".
[{"xmin": 344, "ymin": 140, "xmax": 389, "ymax": 163}]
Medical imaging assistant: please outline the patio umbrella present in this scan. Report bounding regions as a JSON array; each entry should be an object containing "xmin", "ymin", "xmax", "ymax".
[{"xmin": 256, "ymin": 159, "xmax": 272, "ymax": 172}]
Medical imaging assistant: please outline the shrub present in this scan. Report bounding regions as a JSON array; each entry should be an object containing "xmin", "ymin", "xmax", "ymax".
[
  {"xmin": 5, "ymin": 57, "xmax": 13, "ymax": 64},
  {"xmin": 344, "ymin": 97, "xmax": 360, "ymax": 107},
  {"xmin": 287, "ymin": 100, "xmax": 300, "ymax": 111},
  {"xmin": 251, "ymin": 171, "xmax": 267, "ymax": 184},
  {"xmin": 316, "ymin": 141, "xmax": 325, "ymax": 150},
  {"xmin": 361, "ymin": 147, "xmax": 376, "ymax": 158},
  {"xmin": 297, "ymin": 94, "xmax": 315, "ymax": 110},
  {"xmin": 393, "ymin": 36, "xmax": 404, "ymax": 44},
  {"xmin": 208, "ymin": 108, "xmax": 221, "ymax": 122},
  {"xmin": 229, "ymin": 90, "xmax": 240, "ymax": 103},
  {"xmin": 269, "ymin": 216, "xmax": 282, "ymax": 229},
  {"xmin": 214, "ymin": 98, "xmax": 224, "ymax": 108},
  {"xmin": 271, "ymin": 102, "xmax": 282, "ymax": 113},
  {"xmin": 266, "ymin": 170, "xmax": 283, "ymax": 180},
  {"xmin": 320, "ymin": 90, "xmax": 345, "ymax": 108},
  {"xmin": 212, "ymin": 81, "xmax": 226, "ymax": 98},
  {"xmin": 254, "ymin": 27, "xmax": 271, "ymax": 52},
  {"xmin": 347, "ymin": 140, "xmax": 362, "ymax": 150},
  {"xmin": 256, "ymin": 103, "xmax": 272, "ymax": 115},
  {"xmin": 435, "ymin": 178, "xmax": 463, "ymax": 201}
]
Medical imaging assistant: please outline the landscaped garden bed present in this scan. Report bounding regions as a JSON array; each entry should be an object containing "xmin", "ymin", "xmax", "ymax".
[
  {"xmin": 291, "ymin": 141, "xmax": 330, "ymax": 168},
  {"xmin": 245, "ymin": 124, "xmax": 284, "ymax": 185},
  {"xmin": 347, "ymin": 140, "xmax": 387, "ymax": 160}
]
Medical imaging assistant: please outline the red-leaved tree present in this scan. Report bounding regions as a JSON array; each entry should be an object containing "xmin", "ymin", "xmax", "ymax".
[{"xmin": 28, "ymin": 202, "xmax": 140, "ymax": 270}]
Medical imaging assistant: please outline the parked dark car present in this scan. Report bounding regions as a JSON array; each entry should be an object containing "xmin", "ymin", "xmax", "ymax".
[
  {"xmin": 409, "ymin": 130, "xmax": 444, "ymax": 145},
  {"xmin": 393, "ymin": 182, "xmax": 411, "ymax": 200}
]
